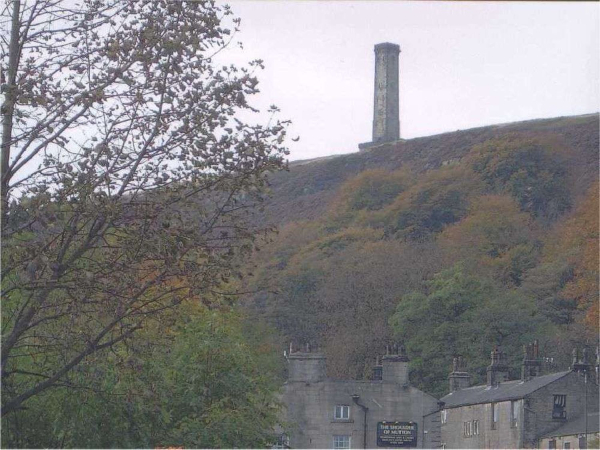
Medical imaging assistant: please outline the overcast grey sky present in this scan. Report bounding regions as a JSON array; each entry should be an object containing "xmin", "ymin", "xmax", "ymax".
[{"xmin": 221, "ymin": 1, "xmax": 599, "ymax": 161}]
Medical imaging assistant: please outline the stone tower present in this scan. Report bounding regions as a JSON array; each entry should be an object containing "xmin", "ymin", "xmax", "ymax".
[
  {"xmin": 373, "ymin": 42, "xmax": 401, "ymax": 142},
  {"xmin": 359, "ymin": 42, "xmax": 401, "ymax": 151}
]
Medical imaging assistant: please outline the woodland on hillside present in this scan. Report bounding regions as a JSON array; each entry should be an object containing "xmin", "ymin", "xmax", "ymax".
[{"xmin": 245, "ymin": 121, "xmax": 599, "ymax": 398}]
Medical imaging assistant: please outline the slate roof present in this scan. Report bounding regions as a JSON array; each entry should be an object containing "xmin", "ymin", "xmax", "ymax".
[
  {"xmin": 540, "ymin": 411, "xmax": 600, "ymax": 438},
  {"xmin": 440, "ymin": 371, "xmax": 571, "ymax": 408}
]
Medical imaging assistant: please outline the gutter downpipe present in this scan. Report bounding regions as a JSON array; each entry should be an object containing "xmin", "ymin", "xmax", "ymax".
[
  {"xmin": 352, "ymin": 394, "xmax": 369, "ymax": 449},
  {"xmin": 422, "ymin": 401, "xmax": 445, "ymax": 449},
  {"xmin": 584, "ymin": 370, "xmax": 588, "ymax": 449}
]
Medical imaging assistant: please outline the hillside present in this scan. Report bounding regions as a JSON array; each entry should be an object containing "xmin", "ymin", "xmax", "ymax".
[
  {"xmin": 244, "ymin": 113, "xmax": 599, "ymax": 398},
  {"xmin": 263, "ymin": 114, "xmax": 598, "ymax": 227}
]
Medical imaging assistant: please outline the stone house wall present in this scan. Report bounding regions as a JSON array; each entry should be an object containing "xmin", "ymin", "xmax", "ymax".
[
  {"xmin": 283, "ymin": 380, "xmax": 439, "ymax": 448},
  {"xmin": 440, "ymin": 400, "xmax": 521, "ymax": 449},
  {"xmin": 523, "ymin": 372, "xmax": 599, "ymax": 448},
  {"xmin": 440, "ymin": 371, "xmax": 599, "ymax": 449}
]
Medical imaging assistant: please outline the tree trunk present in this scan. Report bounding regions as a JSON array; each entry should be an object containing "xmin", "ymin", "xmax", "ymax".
[{"xmin": 1, "ymin": 0, "xmax": 21, "ymax": 231}]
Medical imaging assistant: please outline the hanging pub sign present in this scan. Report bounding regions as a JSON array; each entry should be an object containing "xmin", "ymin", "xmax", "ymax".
[{"xmin": 377, "ymin": 421, "xmax": 418, "ymax": 448}]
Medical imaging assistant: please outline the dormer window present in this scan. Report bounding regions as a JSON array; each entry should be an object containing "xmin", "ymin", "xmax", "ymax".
[
  {"xmin": 334, "ymin": 405, "xmax": 350, "ymax": 420},
  {"xmin": 552, "ymin": 395, "xmax": 566, "ymax": 419}
]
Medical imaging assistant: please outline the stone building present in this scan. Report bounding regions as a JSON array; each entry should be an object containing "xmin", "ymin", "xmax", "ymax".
[
  {"xmin": 438, "ymin": 344, "xmax": 599, "ymax": 449},
  {"xmin": 279, "ymin": 344, "xmax": 441, "ymax": 449},
  {"xmin": 538, "ymin": 411, "xmax": 599, "ymax": 449}
]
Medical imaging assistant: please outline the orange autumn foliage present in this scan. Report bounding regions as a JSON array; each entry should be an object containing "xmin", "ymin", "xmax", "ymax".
[{"xmin": 547, "ymin": 182, "xmax": 599, "ymax": 332}]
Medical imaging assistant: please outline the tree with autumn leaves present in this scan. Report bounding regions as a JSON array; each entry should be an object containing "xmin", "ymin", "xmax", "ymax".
[
  {"xmin": 542, "ymin": 182, "xmax": 599, "ymax": 333},
  {"xmin": 1, "ymin": 0, "xmax": 288, "ymax": 432}
]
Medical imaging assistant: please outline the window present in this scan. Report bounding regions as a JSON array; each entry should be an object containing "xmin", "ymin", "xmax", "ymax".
[
  {"xmin": 333, "ymin": 435, "xmax": 351, "ymax": 449},
  {"xmin": 563, "ymin": 442, "xmax": 571, "ymax": 449},
  {"xmin": 441, "ymin": 409, "xmax": 447, "ymax": 424},
  {"xmin": 491, "ymin": 403, "xmax": 499, "ymax": 430},
  {"xmin": 334, "ymin": 405, "xmax": 350, "ymax": 420},
  {"xmin": 548, "ymin": 439, "xmax": 556, "ymax": 449},
  {"xmin": 463, "ymin": 421, "xmax": 478, "ymax": 437},
  {"xmin": 511, "ymin": 400, "xmax": 519, "ymax": 428},
  {"xmin": 553, "ymin": 395, "xmax": 567, "ymax": 419},
  {"xmin": 464, "ymin": 420, "xmax": 479, "ymax": 437}
]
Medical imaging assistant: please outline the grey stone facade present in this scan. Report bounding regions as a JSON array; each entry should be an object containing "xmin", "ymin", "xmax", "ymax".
[
  {"xmin": 439, "ymin": 345, "xmax": 599, "ymax": 449},
  {"xmin": 359, "ymin": 43, "xmax": 401, "ymax": 151},
  {"xmin": 280, "ymin": 346, "xmax": 440, "ymax": 449}
]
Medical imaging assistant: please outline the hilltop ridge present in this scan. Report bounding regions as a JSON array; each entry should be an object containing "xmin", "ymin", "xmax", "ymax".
[{"xmin": 266, "ymin": 113, "xmax": 598, "ymax": 226}]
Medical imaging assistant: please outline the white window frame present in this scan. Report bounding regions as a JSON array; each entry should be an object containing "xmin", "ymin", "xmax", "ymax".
[
  {"xmin": 441, "ymin": 409, "xmax": 447, "ymax": 424},
  {"xmin": 491, "ymin": 403, "xmax": 499, "ymax": 429},
  {"xmin": 333, "ymin": 435, "xmax": 351, "ymax": 449},
  {"xmin": 334, "ymin": 405, "xmax": 350, "ymax": 420},
  {"xmin": 464, "ymin": 421, "xmax": 473, "ymax": 437},
  {"xmin": 473, "ymin": 420, "xmax": 479, "ymax": 436},
  {"xmin": 511, "ymin": 400, "xmax": 519, "ymax": 428}
]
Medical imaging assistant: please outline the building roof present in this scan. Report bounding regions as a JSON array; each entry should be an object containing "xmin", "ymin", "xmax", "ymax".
[
  {"xmin": 540, "ymin": 412, "xmax": 600, "ymax": 438},
  {"xmin": 440, "ymin": 371, "xmax": 571, "ymax": 408}
]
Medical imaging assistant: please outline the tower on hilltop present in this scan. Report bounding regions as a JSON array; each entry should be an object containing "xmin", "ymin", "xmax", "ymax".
[{"xmin": 359, "ymin": 42, "xmax": 401, "ymax": 151}]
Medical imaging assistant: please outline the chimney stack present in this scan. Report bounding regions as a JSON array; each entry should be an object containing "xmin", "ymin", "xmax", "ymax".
[
  {"xmin": 521, "ymin": 340, "xmax": 542, "ymax": 381},
  {"xmin": 572, "ymin": 347, "xmax": 594, "ymax": 375},
  {"xmin": 449, "ymin": 356, "xmax": 471, "ymax": 392},
  {"xmin": 382, "ymin": 343, "xmax": 409, "ymax": 386},
  {"xmin": 287, "ymin": 342, "xmax": 326, "ymax": 383},
  {"xmin": 372, "ymin": 355, "xmax": 383, "ymax": 381},
  {"xmin": 487, "ymin": 346, "xmax": 509, "ymax": 386}
]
